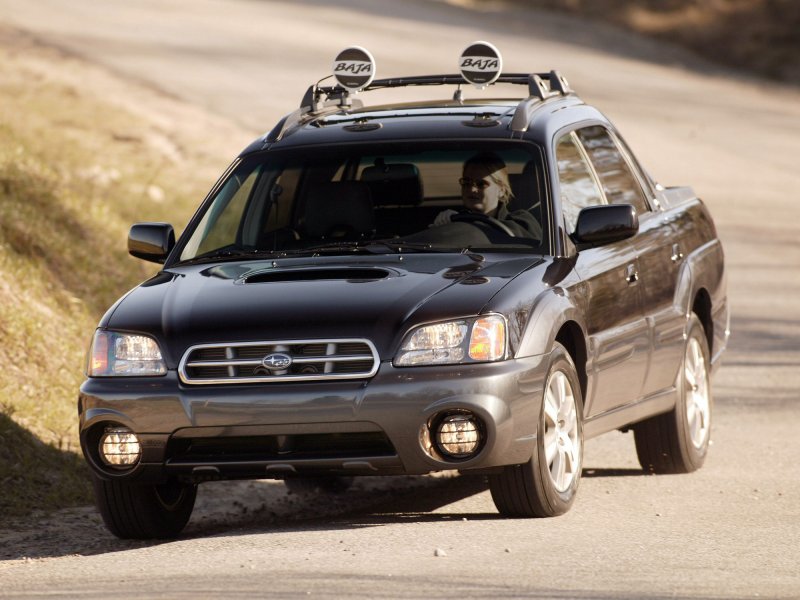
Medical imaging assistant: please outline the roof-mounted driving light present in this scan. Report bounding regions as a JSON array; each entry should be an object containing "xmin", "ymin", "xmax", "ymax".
[
  {"xmin": 332, "ymin": 46, "xmax": 376, "ymax": 93},
  {"xmin": 458, "ymin": 41, "xmax": 502, "ymax": 89}
]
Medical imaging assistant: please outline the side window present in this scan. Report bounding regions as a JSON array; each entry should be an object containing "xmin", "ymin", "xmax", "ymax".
[
  {"xmin": 576, "ymin": 126, "xmax": 649, "ymax": 215},
  {"xmin": 555, "ymin": 132, "xmax": 604, "ymax": 233}
]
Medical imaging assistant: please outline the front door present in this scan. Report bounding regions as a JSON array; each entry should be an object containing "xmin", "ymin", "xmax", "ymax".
[{"xmin": 555, "ymin": 130, "xmax": 649, "ymax": 417}]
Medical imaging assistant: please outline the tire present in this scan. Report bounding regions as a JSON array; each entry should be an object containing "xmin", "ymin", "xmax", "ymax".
[
  {"xmin": 91, "ymin": 474, "xmax": 197, "ymax": 539},
  {"xmin": 284, "ymin": 476, "xmax": 354, "ymax": 495},
  {"xmin": 489, "ymin": 343, "xmax": 584, "ymax": 518},
  {"xmin": 634, "ymin": 313, "xmax": 712, "ymax": 474}
]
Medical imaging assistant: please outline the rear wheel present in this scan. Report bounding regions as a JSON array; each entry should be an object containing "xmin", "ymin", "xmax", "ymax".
[
  {"xmin": 91, "ymin": 474, "xmax": 197, "ymax": 539},
  {"xmin": 489, "ymin": 343, "xmax": 584, "ymax": 517},
  {"xmin": 634, "ymin": 313, "xmax": 712, "ymax": 473}
]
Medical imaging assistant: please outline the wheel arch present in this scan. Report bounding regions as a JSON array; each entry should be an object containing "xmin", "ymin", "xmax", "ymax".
[
  {"xmin": 555, "ymin": 320, "xmax": 588, "ymax": 401},
  {"xmin": 679, "ymin": 238, "xmax": 726, "ymax": 362},
  {"xmin": 692, "ymin": 288, "xmax": 713, "ymax": 353}
]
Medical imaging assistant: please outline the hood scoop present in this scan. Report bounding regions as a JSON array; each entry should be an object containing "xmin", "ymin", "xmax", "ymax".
[{"xmin": 243, "ymin": 267, "xmax": 391, "ymax": 284}]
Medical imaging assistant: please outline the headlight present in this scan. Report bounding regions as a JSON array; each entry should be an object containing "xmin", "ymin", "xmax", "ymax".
[
  {"xmin": 394, "ymin": 315, "xmax": 506, "ymax": 366},
  {"xmin": 87, "ymin": 330, "xmax": 167, "ymax": 377}
]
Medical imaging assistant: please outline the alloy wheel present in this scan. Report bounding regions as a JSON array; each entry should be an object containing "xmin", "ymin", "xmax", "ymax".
[
  {"xmin": 685, "ymin": 336, "xmax": 710, "ymax": 449},
  {"xmin": 543, "ymin": 370, "xmax": 581, "ymax": 492}
]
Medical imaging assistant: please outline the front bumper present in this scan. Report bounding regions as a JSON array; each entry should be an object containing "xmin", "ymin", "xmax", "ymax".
[{"xmin": 79, "ymin": 355, "xmax": 549, "ymax": 484}]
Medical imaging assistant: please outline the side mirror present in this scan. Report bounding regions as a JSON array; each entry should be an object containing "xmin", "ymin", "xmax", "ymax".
[
  {"xmin": 573, "ymin": 204, "xmax": 638, "ymax": 247},
  {"xmin": 128, "ymin": 223, "xmax": 175, "ymax": 263}
]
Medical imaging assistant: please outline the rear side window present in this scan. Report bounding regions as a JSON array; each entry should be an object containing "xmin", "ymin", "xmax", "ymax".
[
  {"xmin": 576, "ymin": 126, "xmax": 649, "ymax": 215},
  {"xmin": 555, "ymin": 133, "xmax": 604, "ymax": 234}
]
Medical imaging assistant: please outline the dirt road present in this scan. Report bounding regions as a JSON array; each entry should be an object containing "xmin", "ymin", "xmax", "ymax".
[{"xmin": 1, "ymin": 0, "xmax": 799, "ymax": 597}]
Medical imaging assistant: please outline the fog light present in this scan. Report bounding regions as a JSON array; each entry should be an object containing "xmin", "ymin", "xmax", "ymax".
[
  {"xmin": 99, "ymin": 427, "xmax": 141, "ymax": 468},
  {"xmin": 436, "ymin": 414, "xmax": 481, "ymax": 459}
]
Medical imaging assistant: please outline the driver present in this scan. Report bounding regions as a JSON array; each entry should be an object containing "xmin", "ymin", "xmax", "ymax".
[{"xmin": 432, "ymin": 152, "xmax": 540, "ymax": 238}]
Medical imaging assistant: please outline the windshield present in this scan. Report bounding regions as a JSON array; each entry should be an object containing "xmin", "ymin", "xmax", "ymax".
[{"xmin": 177, "ymin": 141, "xmax": 549, "ymax": 262}]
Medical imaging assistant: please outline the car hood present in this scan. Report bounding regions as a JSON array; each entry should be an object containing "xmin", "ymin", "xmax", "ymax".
[{"xmin": 104, "ymin": 253, "xmax": 544, "ymax": 365}]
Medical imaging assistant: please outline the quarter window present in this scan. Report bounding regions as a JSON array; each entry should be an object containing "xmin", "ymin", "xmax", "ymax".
[
  {"xmin": 555, "ymin": 133, "xmax": 604, "ymax": 234},
  {"xmin": 576, "ymin": 126, "xmax": 649, "ymax": 215}
]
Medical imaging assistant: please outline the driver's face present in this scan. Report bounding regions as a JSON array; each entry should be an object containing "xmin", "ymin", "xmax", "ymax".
[{"xmin": 461, "ymin": 163, "xmax": 502, "ymax": 215}]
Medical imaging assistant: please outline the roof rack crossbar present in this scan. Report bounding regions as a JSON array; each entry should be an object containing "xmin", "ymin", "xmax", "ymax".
[
  {"xmin": 273, "ymin": 70, "xmax": 575, "ymax": 142},
  {"xmin": 302, "ymin": 72, "xmax": 572, "ymax": 109},
  {"xmin": 318, "ymin": 73, "xmax": 554, "ymax": 95}
]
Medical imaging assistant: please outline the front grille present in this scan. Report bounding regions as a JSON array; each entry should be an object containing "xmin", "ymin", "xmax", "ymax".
[{"xmin": 179, "ymin": 338, "xmax": 379, "ymax": 385}]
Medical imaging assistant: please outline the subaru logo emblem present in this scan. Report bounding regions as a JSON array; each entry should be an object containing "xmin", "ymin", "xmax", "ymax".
[{"xmin": 262, "ymin": 353, "xmax": 292, "ymax": 370}]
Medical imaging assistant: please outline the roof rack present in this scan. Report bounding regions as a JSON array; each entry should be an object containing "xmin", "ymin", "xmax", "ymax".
[
  {"xmin": 303, "ymin": 71, "xmax": 572, "ymax": 111},
  {"xmin": 266, "ymin": 44, "xmax": 575, "ymax": 141}
]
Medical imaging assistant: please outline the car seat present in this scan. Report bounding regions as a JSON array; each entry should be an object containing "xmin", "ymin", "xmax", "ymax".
[{"xmin": 303, "ymin": 181, "xmax": 375, "ymax": 240}]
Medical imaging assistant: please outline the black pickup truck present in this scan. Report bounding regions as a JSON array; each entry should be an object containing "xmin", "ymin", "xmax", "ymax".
[{"xmin": 79, "ymin": 44, "xmax": 729, "ymax": 538}]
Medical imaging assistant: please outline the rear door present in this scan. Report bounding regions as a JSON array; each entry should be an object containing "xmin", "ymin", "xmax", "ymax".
[{"xmin": 554, "ymin": 130, "xmax": 649, "ymax": 417}]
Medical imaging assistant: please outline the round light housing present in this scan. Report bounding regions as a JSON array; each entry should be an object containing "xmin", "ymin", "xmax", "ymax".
[
  {"xmin": 435, "ymin": 414, "xmax": 482, "ymax": 459},
  {"xmin": 99, "ymin": 427, "xmax": 141, "ymax": 468}
]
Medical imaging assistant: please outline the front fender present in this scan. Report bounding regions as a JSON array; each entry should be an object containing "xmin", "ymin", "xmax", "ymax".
[{"xmin": 517, "ymin": 287, "xmax": 588, "ymax": 358}]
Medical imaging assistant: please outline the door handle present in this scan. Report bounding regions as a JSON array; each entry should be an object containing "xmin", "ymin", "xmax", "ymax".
[
  {"xmin": 671, "ymin": 244, "xmax": 684, "ymax": 263},
  {"xmin": 625, "ymin": 264, "xmax": 639, "ymax": 284}
]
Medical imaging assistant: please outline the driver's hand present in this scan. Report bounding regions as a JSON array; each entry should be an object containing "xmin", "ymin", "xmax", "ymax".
[{"xmin": 432, "ymin": 209, "xmax": 457, "ymax": 226}]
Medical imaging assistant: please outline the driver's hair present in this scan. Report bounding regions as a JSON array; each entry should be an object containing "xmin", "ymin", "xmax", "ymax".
[{"xmin": 464, "ymin": 152, "xmax": 515, "ymax": 204}]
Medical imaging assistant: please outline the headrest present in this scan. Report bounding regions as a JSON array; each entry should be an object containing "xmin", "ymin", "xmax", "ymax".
[
  {"xmin": 360, "ymin": 163, "xmax": 424, "ymax": 206},
  {"xmin": 508, "ymin": 160, "xmax": 542, "ymax": 213},
  {"xmin": 304, "ymin": 181, "xmax": 375, "ymax": 238}
]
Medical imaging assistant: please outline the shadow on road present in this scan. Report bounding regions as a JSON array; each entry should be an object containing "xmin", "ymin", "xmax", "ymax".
[
  {"xmin": 1, "ymin": 474, "xmax": 491, "ymax": 561},
  {"xmin": 722, "ymin": 315, "xmax": 800, "ymax": 365},
  {"xmin": 1, "ymin": 462, "xmax": 661, "ymax": 562},
  {"xmin": 582, "ymin": 468, "xmax": 649, "ymax": 478},
  {"xmin": 186, "ymin": 474, "xmax": 498, "ymax": 539}
]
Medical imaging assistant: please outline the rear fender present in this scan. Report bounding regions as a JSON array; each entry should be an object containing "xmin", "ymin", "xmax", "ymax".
[{"xmin": 677, "ymin": 238, "xmax": 728, "ymax": 365}]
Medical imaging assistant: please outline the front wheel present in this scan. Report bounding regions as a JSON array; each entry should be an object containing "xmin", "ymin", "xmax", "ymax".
[
  {"xmin": 489, "ymin": 343, "xmax": 584, "ymax": 517},
  {"xmin": 91, "ymin": 474, "xmax": 197, "ymax": 539},
  {"xmin": 633, "ymin": 313, "xmax": 712, "ymax": 474}
]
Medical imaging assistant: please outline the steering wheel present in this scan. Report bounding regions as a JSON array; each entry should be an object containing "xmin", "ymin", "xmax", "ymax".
[{"xmin": 451, "ymin": 212, "xmax": 516, "ymax": 237}]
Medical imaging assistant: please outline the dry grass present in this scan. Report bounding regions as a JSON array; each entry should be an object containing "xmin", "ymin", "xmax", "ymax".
[
  {"xmin": 515, "ymin": 0, "xmax": 800, "ymax": 84},
  {"xmin": 0, "ymin": 30, "xmax": 244, "ymax": 517}
]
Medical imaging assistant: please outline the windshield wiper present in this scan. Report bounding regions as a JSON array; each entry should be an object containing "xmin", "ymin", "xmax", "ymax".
[
  {"xmin": 176, "ymin": 246, "xmax": 287, "ymax": 266},
  {"xmin": 270, "ymin": 240, "xmax": 419, "ymax": 256},
  {"xmin": 177, "ymin": 240, "xmax": 485, "ymax": 265},
  {"xmin": 363, "ymin": 241, "xmax": 484, "ymax": 262},
  {"xmin": 289, "ymin": 240, "xmax": 483, "ymax": 260}
]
